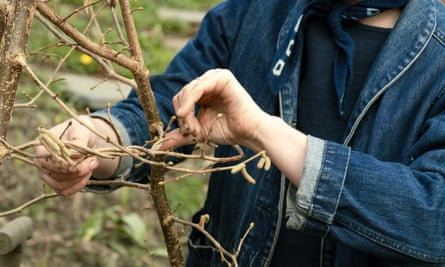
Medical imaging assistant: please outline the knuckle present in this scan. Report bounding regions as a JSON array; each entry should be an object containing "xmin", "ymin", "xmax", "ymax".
[{"xmin": 59, "ymin": 189, "xmax": 72, "ymax": 197}]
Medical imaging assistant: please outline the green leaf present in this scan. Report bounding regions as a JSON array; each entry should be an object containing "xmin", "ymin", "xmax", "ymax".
[
  {"xmin": 150, "ymin": 247, "xmax": 169, "ymax": 258},
  {"xmin": 109, "ymin": 241, "xmax": 130, "ymax": 256},
  {"xmin": 121, "ymin": 213, "xmax": 147, "ymax": 247},
  {"xmin": 77, "ymin": 212, "xmax": 104, "ymax": 241}
]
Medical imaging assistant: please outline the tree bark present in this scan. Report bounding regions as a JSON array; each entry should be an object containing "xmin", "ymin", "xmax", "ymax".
[
  {"xmin": 0, "ymin": 0, "xmax": 37, "ymax": 139},
  {"xmin": 118, "ymin": 0, "xmax": 184, "ymax": 266}
]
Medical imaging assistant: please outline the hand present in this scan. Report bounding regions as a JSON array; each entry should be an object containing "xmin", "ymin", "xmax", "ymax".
[
  {"xmin": 34, "ymin": 116, "xmax": 100, "ymax": 196},
  {"xmin": 164, "ymin": 68, "xmax": 308, "ymax": 186},
  {"xmin": 163, "ymin": 69, "xmax": 268, "ymax": 151}
]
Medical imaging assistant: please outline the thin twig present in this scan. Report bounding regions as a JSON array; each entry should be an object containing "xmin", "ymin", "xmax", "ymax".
[
  {"xmin": 87, "ymin": 178, "xmax": 151, "ymax": 190},
  {"xmin": 0, "ymin": 193, "xmax": 58, "ymax": 217},
  {"xmin": 109, "ymin": 1, "xmax": 129, "ymax": 46},
  {"xmin": 172, "ymin": 216, "xmax": 255, "ymax": 267},
  {"xmin": 62, "ymin": 0, "xmax": 102, "ymax": 22},
  {"xmin": 37, "ymin": 2, "xmax": 137, "ymax": 71}
]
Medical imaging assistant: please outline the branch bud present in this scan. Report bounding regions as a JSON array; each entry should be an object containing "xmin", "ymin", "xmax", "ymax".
[{"xmin": 198, "ymin": 214, "xmax": 210, "ymax": 228}]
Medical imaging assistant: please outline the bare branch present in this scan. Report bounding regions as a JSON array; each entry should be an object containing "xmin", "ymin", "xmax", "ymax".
[
  {"xmin": 37, "ymin": 2, "xmax": 137, "ymax": 71},
  {"xmin": 109, "ymin": 2, "xmax": 129, "ymax": 47},
  {"xmin": 172, "ymin": 215, "xmax": 255, "ymax": 267},
  {"xmin": 87, "ymin": 178, "xmax": 151, "ymax": 190},
  {"xmin": 34, "ymin": 10, "xmax": 137, "ymax": 89},
  {"xmin": 0, "ymin": 192, "xmax": 58, "ymax": 217},
  {"xmin": 62, "ymin": 0, "xmax": 102, "ymax": 23}
]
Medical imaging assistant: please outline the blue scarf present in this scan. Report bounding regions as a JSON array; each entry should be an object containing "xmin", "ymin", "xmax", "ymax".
[{"xmin": 269, "ymin": 0, "xmax": 409, "ymax": 115}]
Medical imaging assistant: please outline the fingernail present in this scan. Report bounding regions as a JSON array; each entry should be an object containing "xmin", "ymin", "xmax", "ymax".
[
  {"xmin": 180, "ymin": 124, "xmax": 190, "ymax": 136},
  {"xmin": 89, "ymin": 158, "xmax": 99, "ymax": 170}
]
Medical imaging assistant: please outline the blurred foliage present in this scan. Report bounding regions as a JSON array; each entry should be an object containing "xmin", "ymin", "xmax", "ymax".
[
  {"xmin": 165, "ymin": 175, "xmax": 209, "ymax": 219},
  {"xmin": 28, "ymin": 0, "xmax": 221, "ymax": 75},
  {"xmin": 152, "ymin": 0, "xmax": 221, "ymax": 10},
  {"xmin": 16, "ymin": 71, "xmax": 80, "ymax": 125},
  {"xmin": 76, "ymin": 188, "xmax": 143, "ymax": 246}
]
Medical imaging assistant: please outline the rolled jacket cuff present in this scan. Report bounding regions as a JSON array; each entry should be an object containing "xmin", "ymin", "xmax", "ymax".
[{"xmin": 286, "ymin": 135, "xmax": 350, "ymax": 235}]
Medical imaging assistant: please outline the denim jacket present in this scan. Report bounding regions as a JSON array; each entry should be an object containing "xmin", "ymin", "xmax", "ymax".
[{"xmin": 93, "ymin": 0, "xmax": 445, "ymax": 266}]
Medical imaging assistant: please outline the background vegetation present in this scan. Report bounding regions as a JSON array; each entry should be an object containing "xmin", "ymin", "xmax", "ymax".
[
  {"xmin": 1, "ymin": 0, "xmax": 221, "ymax": 266},
  {"xmin": 29, "ymin": 0, "xmax": 220, "ymax": 75}
]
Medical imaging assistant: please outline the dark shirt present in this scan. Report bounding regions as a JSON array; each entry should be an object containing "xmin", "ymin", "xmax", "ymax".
[{"xmin": 269, "ymin": 18, "xmax": 390, "ymax": 267}]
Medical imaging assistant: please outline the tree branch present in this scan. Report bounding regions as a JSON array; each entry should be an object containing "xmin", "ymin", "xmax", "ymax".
[{"xmin": 36, "ymin": 1, "xmax": 137, "ymax": 71}]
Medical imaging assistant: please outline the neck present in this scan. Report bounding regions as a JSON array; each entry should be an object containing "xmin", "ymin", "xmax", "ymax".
[{"xmin": 358, "ymin": 8, "xmax": 402, "ymax": 29}]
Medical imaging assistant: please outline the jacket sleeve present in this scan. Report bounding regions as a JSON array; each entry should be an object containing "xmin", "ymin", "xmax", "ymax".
[
  {"xmin": 286, "ymin": 112, "xmax": 445, "ymax": 263},
  {"xmin": 88, "ymin": 0, "xmax": 246, "ymax": 189}
]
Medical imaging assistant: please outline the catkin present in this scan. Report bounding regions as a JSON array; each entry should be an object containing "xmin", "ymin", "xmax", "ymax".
[
  {"xmin": 231, "ymin": 162, "xmax": 246, "ymax": 174},
  {"xmin": 40, "ymin": 134, "xmax": 61, "ymax": 155},
  {"xmin": 257, "ymin": 157, "xmax": 266, "ymax": 169},
  {"xmin": 241, "ymin": 167, "xmax": 256, "ymax": 184},
  {"xmin": 264, "ymin": 156, "xmax": 271, "ymax": 171}
]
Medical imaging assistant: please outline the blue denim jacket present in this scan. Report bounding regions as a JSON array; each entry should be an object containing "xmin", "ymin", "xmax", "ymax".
[{"xmin": 94, "ymin": 0, "xmax": 445, "ymax": 266}]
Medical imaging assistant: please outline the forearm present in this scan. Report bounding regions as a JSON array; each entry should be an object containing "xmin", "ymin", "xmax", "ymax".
[
  {"xmin": 246, "ymin": 114, "xmax": 308, "ymax": 186},
  {"xmin": 88, "ymin": 117, "xmax": 121, "ymax": 179}
]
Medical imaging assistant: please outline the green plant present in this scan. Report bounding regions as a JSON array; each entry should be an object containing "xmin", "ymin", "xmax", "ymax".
[{"xmin": 76, "ymin": 187, "xmax": 146, "ymax": 246}]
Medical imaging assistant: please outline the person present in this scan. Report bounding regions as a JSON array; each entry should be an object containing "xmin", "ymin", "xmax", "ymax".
[{"xmin": 34, "ymin": 0, "xmax": 445, "ymax": 266}]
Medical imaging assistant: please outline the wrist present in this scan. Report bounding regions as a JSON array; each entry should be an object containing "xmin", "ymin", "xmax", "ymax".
[
  {"xmin": 246, "ymin": 114, "xmax": 307, "ymax": 185},
  {"xmin": 240, "ymin": 111, "xmax": 273, "ymax": 152},
  {"xmin": 87, "ymin": 116, "xmax": 122, "ymax": 179}
]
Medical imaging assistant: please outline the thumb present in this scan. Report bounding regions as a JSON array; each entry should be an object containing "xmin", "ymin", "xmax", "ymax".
[
  {"xmin": 160, "ymin": 128, "xmax": 196, "ymax": 151},
  {"xmin": 63, "ymin": 119, "xmax": 96, "ymax": 149}
]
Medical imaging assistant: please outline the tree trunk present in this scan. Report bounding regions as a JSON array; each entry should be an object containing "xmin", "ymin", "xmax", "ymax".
[
  {"xmin": 0, "ymin": 0, "xmax": 37, "ymax": 139},
  {"xmin": 118, "ymin": 0, "xmax": 184, "ymax": 265}
]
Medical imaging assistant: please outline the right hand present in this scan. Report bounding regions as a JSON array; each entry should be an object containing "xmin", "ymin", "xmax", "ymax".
[
  {"xmin": 163, "ymin": 69, "xmax": 268, "ymax": 151},
  {"xmin": 34, "ymin": 116, "xmax": 100, "ymax": 196}
]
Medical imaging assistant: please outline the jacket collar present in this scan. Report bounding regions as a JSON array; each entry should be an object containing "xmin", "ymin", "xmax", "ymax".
[
  {"xmin": 344, "ymin": 0, "xmax": 437, "ymax": 144},
  {"xmin": 363, "ymin": 0, "xmax": 435, "ymax": 94}
]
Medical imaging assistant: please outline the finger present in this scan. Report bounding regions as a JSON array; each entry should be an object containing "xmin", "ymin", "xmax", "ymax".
[
  {"xmin": 47, "ymin": 157, "xmax": 98, "ymax": 178},
  {"xmin": 38, "ymin": 169, "xmax": 90, "ymax": 196},
  {"xmin": 59, "ymin": 176, "xmax": 90, "ymax": 196},
  {"xmin": 37, "ymin": 156, "xmax": 69, "ymax": 172},
  {"xmin": 180, "ymin": 112, "xmax": 203, "ymax": 137},
  {"xmin": 36, "ymin": 156, "xmax": 98, "ymax": 187},
  {"xmin": 174, "ymin": 79, "xmax": 205, "ymax": 118},
  {"xmin": 64, "ymin": 157, "xmax": 99, "ymax": 176},
  {"xmin": 173, "ymin": 85, "xmax": 204, "ymax": 136},
  {"xmin": 160, "ymin": 128, "xmax": 198, "ymax": 150},
  {"xmin": 192, "ymin": 69, "xmax": 235, "ymax": 104},
  {"xmin": 65, "ymin": 121, "xmax": 92, "ymax": 147},
  {"xmin": 38, "ymin": 165, "xmax": 85, "ymax": 183},
  {"xmin": 33, "ymin": 144, "xmax": 48, "ymax": 156},
  {"xmin": 38, "ymin": 169, "xmax": 75, "ymax": 191}
]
